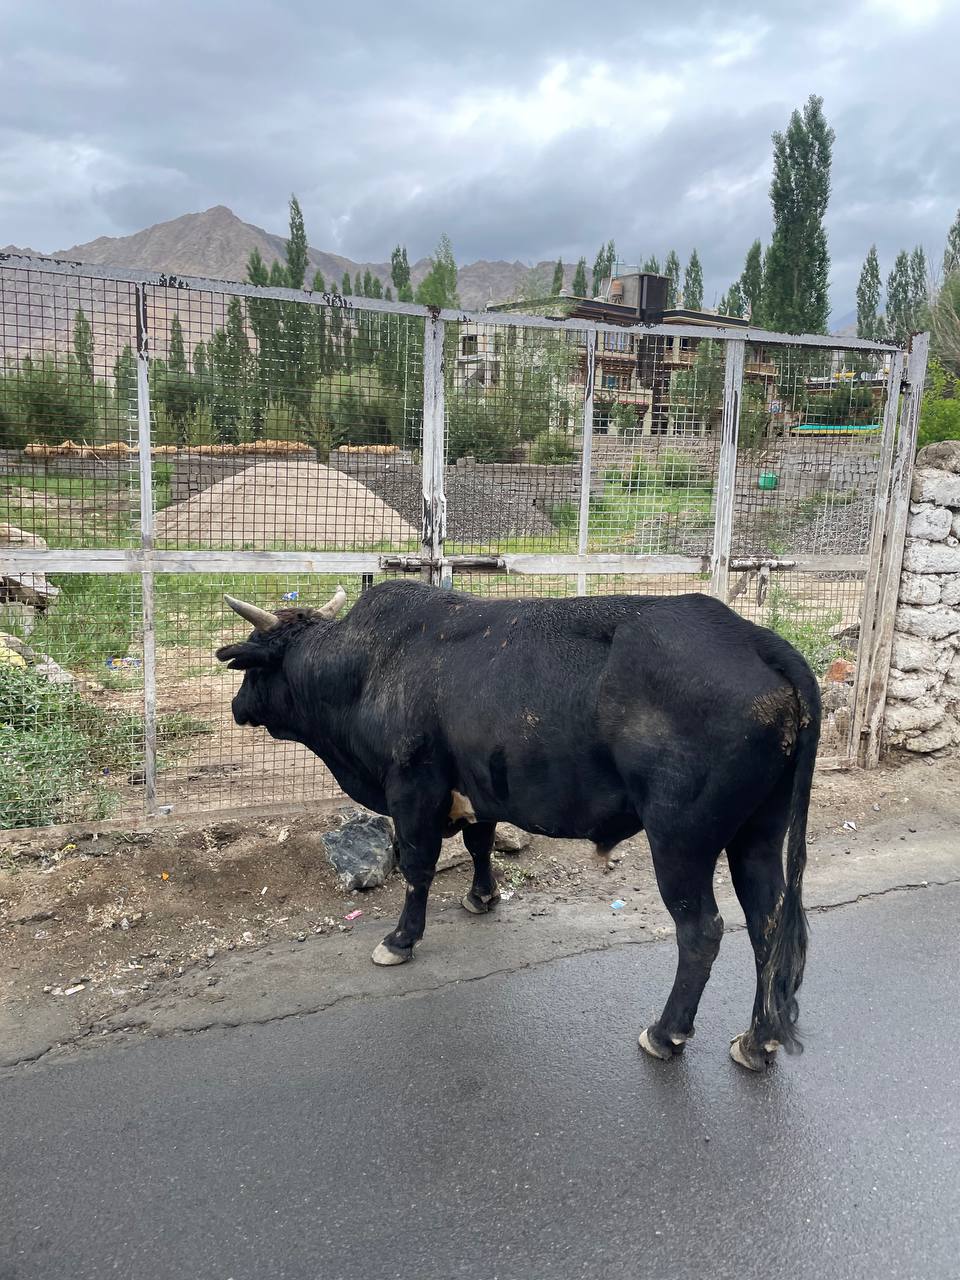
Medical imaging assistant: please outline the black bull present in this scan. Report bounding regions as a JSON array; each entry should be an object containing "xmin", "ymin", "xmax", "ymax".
[{"xmin": 217, "ymin": 580, "xmax": 821, "ymax": 1071}]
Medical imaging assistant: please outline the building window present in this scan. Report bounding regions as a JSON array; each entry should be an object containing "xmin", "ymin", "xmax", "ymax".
[
  {"xmin": 604, "ymin": 330, "xmax": 630, "ymax": 352},
  {"xmin": 461, "ymin": 335, "xmax": 478, "ymax": 357}
]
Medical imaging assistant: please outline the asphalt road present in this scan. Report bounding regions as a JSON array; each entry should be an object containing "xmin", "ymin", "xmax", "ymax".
[{"xmin": 2, "ymin": 882, "xmax": 958, "ymax": 1280}]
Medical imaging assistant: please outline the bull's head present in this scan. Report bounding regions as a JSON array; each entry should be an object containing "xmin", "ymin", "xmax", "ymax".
[{"xmin": 215, "ymin": 586, "xmax": 347, "ymax": 739}]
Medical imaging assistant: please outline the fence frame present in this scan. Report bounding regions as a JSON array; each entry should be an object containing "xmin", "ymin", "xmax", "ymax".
[{"xmin": 0, "ymin": 251, "xmax": 924, "ymax": 824}]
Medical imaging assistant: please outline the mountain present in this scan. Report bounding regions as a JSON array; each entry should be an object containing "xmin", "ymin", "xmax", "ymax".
[
  {"xmin": 830, "ymin": 308, "xmax": 858, "ymax": 338},
  {"xmin": 53, "ymin": 205, "xmax": 566, "ymax": 310}
]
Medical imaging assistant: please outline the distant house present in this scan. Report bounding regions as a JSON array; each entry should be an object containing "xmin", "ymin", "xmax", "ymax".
[{"xmin": 481, "ymin": 270, "xmax": 776, "ymax": 440}]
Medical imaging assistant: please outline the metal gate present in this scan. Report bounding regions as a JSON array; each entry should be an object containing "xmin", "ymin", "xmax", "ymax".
[{"xmin": 0, "ymin": 253, "xmax": 926, "ymax": 831}]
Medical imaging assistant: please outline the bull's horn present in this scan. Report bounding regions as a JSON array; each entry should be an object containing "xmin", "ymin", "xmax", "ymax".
[
  {"xmin": 224, "ymin": 595, "xmax": 278, "ymax": 632},
  {"xmin": 316, "ymin": 585, "xmax": 347, "ymax": 619}
]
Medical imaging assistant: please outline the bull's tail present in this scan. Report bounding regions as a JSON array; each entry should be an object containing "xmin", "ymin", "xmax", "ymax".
[{"xmin": 757, "ymin": 646, "xmax": 821, "ymax": 1054}]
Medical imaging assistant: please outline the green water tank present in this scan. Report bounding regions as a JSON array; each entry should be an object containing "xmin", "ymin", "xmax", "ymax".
[{"xmin": 757, "ymin": 471, "xmax": 779, "ymax": 491}]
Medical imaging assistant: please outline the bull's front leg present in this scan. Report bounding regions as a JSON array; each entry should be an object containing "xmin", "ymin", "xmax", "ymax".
[{"xmin": 371, "ymin": 777, "xmax": 445, "ymax": 967}]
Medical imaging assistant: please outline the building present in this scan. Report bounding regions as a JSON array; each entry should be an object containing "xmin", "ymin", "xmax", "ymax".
[{"xmin": 481, "ymin": 270, "xmax": 776, "ymax": 440}]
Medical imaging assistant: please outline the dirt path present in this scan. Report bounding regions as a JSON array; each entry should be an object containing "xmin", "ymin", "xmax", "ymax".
[{"xmin": 2, "ymin": 753, "xmax": 959, "ymax": 1066}]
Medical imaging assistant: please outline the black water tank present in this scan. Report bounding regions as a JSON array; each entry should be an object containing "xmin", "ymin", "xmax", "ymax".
[{"xmin": 638, "ymin": 273, "xmax": 667, "ymax": 322}]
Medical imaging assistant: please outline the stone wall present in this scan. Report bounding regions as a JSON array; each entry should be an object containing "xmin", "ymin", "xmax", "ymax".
[{"xmin": 883, "ymin": 440, "xmax": 960, "ymax": 754}]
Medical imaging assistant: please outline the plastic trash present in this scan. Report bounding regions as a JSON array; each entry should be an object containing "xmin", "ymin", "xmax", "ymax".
[
  {"xmin": 344, "ymin": 909, "xmax": 363, "ymax": 921},
  {"xmin": 281, "ymin": 591, "xmax": 299, "ymax": 602},
  {"xmin": 611, "ymin": 899, "xmax": 626, "ymax": 910}
]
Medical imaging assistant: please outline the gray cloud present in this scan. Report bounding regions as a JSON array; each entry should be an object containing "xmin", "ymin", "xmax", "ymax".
[{"xmin": 1, "ymin": 0, "xmax": 957, "ymax": 320}]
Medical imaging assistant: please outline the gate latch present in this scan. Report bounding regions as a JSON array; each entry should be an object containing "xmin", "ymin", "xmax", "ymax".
[{"xmin": 727, "ymin": 557, "xmax": 797, "ymax": 607}]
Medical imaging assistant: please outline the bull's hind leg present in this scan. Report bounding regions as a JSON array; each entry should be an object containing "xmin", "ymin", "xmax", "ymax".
[
  {"xmin": 725, "ymin": 797, "xmax": 792, "ymax": 1071},
  {"xmin": 639, "ymin": 840, "xmax": 724, "ymax": 1061},
  {"xmin": 460, "ymin": 821, "xmax": 502, "ymax": 915}
]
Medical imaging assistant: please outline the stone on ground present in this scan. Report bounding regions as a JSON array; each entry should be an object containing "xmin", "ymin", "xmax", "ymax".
[{"xmin": 323, "ymin": 814, "xmax": 397, "ymax": 891}]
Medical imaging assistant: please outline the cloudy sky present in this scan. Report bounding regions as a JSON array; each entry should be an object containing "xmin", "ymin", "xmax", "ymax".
[{"xmin": 1, "ymin": 0, "xmax": 957, "ymax": 319}]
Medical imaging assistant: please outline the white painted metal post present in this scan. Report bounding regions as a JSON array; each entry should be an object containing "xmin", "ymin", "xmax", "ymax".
[
  {"xmin": 859, "ymin": 333, "xmax": 930, "ymax": 767},
  {"xmin": 421, "ymin": 313, "xmax": 447, "ymax": 587},
  {"xmin": 135, "ymin": 285, "xmax": 158, "ymax": 815},
  {"xmin": 576, "ymin": 333, "xmax": 597, "ymax": 596},
  {"xmin": 710, "ymin": 339, "xmax": 745, "ymax": 600}
]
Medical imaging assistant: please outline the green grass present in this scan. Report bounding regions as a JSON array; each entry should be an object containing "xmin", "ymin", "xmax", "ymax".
[
  {"xmin": 764, "ymin": 587, "xmax": 843, "ymax": 674},
  {"xmin": 0, "ymin": 464, "xmax": 171, "ymax": 546},
  {"xmin": 0, "ymin": 471, "xmax": 135, "ymax": 547},
  {"xmin": 0, "ymin": 659, "xmax": 210, "ymax": 828},
  {"xmin": 587, "ymin": 482, "xmax": 715, "ymax": 552}
]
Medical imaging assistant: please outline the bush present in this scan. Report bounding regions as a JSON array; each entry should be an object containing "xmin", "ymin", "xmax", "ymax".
[
  {"xmin": 656, "ymin": 450, "xmax": 701, "ymax": 490},
  {"xmin": 0, "ymin": 660, "xmax": 209, "ymax": 827},
  {"xmin": 547, "ymin": 500, "xmax": 579, "ymax": 534},
  {"xmin": 765, "ymin": 588, "xmax": 842, "ymax": 675},
  {"xmin": 624, "ymin": 456, "xmax": 658, "ymax": 492},
  {"xmin": 446, "ymin": 396, "xmax": 516, "ymax": 462},
  {"xmin": 530, "ymin": 431, "xmax": 575, "ymax": 464},
  {"xmin": 2, "ymin": 355, "xmax": 96, "ymax": 447},
  {"xmin": 0, "ymin": 662, "xmax": 138, "ymax": 826},
  {"xmin": 917, "ymin": 358, "xmax": 960, "ymax": 450},
  {"xmin": 809, "ymin": 383, "xmax": 877, "ymax": 426},
  {"xmin": 918, "ymin": 397, "xmax": 960, "ymax": 450}
]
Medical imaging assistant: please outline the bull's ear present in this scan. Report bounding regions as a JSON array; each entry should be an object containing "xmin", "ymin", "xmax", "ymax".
[{"xmin": 215, "ymin": 642, "xmax": 273, "ymax": 671}]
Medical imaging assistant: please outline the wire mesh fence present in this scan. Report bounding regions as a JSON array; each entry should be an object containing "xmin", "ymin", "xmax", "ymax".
[{"xmin": 0, "ymin": 253, "xmax": 920, "ymax": 830}]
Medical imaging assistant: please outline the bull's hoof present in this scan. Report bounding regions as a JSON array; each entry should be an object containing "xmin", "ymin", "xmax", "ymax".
[
  {"xmin": 638, "ymin": 1026, "xmax": 687, "ymax": 1061},
  {"xmin": 461, "ymin": 888, "xmax": 501, "ymax": 915},
  {"xmin": 371, "ymin": 940, "xmax": 414, "ymax": 966},
  {"xmin": 729, "ymin": 1031, "xmax": 777, "ymax": 1072}
]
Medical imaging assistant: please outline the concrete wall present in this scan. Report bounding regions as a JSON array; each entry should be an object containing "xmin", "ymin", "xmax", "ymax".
[{"xmin": 883, "ymin": 440, "xmax": 960, "ymax": 754}]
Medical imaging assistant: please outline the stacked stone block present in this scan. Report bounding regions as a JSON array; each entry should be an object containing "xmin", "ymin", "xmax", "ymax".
[{"xmin": 884, "ymin": 441, "xmax": 960, "ymax": 753}]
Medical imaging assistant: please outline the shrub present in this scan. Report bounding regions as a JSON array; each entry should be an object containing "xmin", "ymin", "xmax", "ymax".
[
  {"xmin": 4, "ymin": 355, "xmax": 96, "ymax": 446},
  {"xmin": 917, "ymin": 358, "xmax": 960, "ymax": 450},
  {"xmin": 446, "ymin": 396, "xmax": 515, "ymax": 461},
  {"xmin": 624, "ymin": 456, "xmax": 658, "ymax": 492},
  {"xmin": 765, "ymin": 588, "xmax": 842, "ymax": 675},
  {"xmin": 656, "ymin": 450, "xmax": 701, "ymax": 490},
  {"xmin": 530, "ymin": 431, "xmax": 576, "ymax": 464},
  {"xmin": 0, "ymin": 661, "xmax": 209, "ymax": 827}
]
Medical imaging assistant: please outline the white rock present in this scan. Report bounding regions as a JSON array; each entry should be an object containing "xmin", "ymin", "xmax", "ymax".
[
  {"xmin": 941, "ymin": 576, "xmax": 960, "ymax": 608},
  {"xmin": 884, "ymin": 703, "xmax": 945, "ymax": 734},
  {"xmin": 907, "ymin": 505, "xmax": 953, "ymax": 541},
  {"xmin": 887, "ymin": 670, "xmax": 939, "ymax": 701},
  {"xmin": 895, "ymin": 605, "xmax": 960, "ymax": 640},
  {"xmin": 903, "ymin": 541, "xmax": 960, "ymax": 574},
  {"xmin": 494, "ymin": 824, "xmax": 531, "ymax": 853},
  {"xmin": 952, "ymin": 511, "xmax": 960, "ymax": 540},
  {"xmin": 436, "ymin": 838, "xmax": 472, "ymax": 873},
  {"xmin": 903, "ymin": 715, "xmax": 960, "ymax": 753},
  {"xmin": 917, "ymin": 441, "xmax": 960, "ymax": 474},
  {"xmin": 891, "ymin": 634, "xmax": 940, "ymax": 672},
  {"xmin": 912, "ymin": 469, "xmax": 960, "ymax": 508},
  {"xmin": 34, "ymin": 657, "xmax": 74, "ymax": 685},
  {"xmin": 898, "ymin": 573, "xmax": 941, "ymax": 606}
]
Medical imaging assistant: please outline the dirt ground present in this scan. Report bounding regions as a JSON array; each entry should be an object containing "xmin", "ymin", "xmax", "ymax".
[{"xmin": 3, "ymin": 753, "xmax": 959, "ymax": 1051}]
